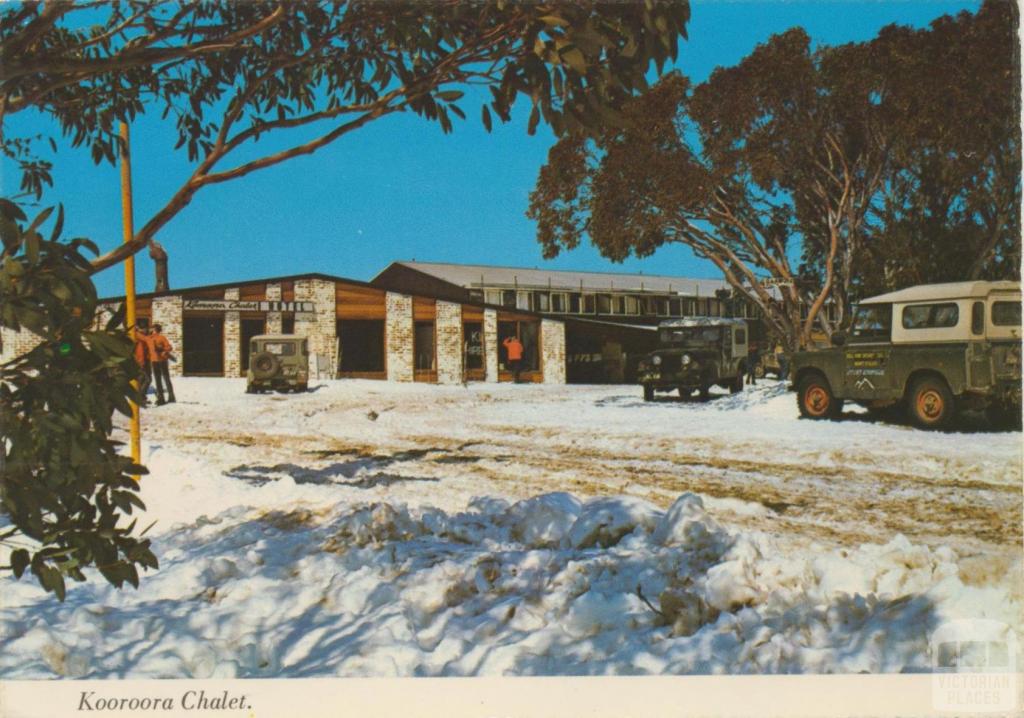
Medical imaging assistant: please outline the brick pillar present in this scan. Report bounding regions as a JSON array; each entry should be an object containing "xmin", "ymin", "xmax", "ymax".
[
  {"xmin": 223, "ymin": 288, "xmax": 241, "ymax": 377},
  {"xmin": 386, "ymin": 292, "xmax": 414, "ymax": 382},
  {"xmin": 295, "ymin": 278, "xmax": 337, "ymax": 380},
  {"xmin": 541, "ymin": 319, "xmax": 566, "ymax": 384},
  {"xmin": 265, "ymin": 283, "xmax": 282, "ymax": 334},
  {"xmin": 483, "ymin": 308, "xmax": 498, "ymax": 382},
  {"xmin": 151, "ymin": 296, "xmax": 183, "ymax": 377},
  {"xmin": 436, "ymin": 301, "xmax": 463, "ymax": 384}
]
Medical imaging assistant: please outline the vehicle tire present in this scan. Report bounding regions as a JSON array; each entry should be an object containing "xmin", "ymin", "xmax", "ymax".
[
  {"xmin": 797, "ymin": 373, "xmax": 842, "ymax": 420},
  {"xmin": 731, "ymin": 374, "xmax": 744, "ymax": 394},
  {"xmin": 643, "ymin": 385, "xmax": 654, "ymax": 402},
  {"xmin": 251, "ymin": 352, "xmax": 280, "ymax": 381},
  {"xmin": 907, "ymin": 376, "xmax": 955, "ymax": 430}
]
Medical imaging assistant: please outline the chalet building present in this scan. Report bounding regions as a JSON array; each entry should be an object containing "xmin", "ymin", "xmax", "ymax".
[
  {"xmin": 1, "ymin": 263, "xmax": 770, "ymax": 385},
  {"xmin": 372, "ymin": 261, "xmax": 756, "ymax": 325}
]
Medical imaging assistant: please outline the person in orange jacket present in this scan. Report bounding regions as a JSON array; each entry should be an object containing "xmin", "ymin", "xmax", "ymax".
[
  {"xmin": 133, "ymin": 326, "xmax": 152, "ymax": 404},
  {"xmin": 502, "ymin": 335, "xmax": 525, "ymax": 384},
  {"xmin": 149, "ymin": 323, "xmax": 176, "ymax": 405}
]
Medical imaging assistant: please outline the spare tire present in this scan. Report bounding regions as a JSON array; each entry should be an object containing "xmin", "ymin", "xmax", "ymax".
[{"xmin": 251, "ymin": 352, "xmax": 280, "ymax": 380}]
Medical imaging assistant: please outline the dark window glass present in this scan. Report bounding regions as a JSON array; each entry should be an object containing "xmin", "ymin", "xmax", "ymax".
[
  {"xmin": 501, "ymin": 290, "xmax": 516, "ymax": 308},
  {"xmin": 851, "ymin": 305, "xmax": 892, "ymax": 340},
  {"xmin": 670, "ymin": 299, "xmax": 683, "ymax": 316},
  {"xmin": 992, "ymin": 301, "xmax": 1021, "ymax": 326},
  {"xmin": 902, "ymin": 303, "xmax": 959, "ymax": 329},
  {"xmin": 971, "ymin": 302, "xmax": 985, "ymax": 335},
  {"xmin": 597, "ymin": 294, "xmax": 612, "ymax": 314},
  {"xmin": 533, "ymin": 292, "xmax": 550, "ymax": 312},
  {"xmin": 519, "ymin": 321, "xmax": 540, "ymax": 371},
  {"xmin": 182, "ymin": 316, "xmax": 224, "ymax": 375},
  {"xmin": 414, "ymin": 322, "xmax": 435, "ymax": 371},
  {"xmin": 464, "ymin": 322, "xmax": 484, "ymax": 371},
  {"xmin": 569, "ymin": 294, "xmax": 581, "ymax": 313},
  {"xmin": 281, "ymin": 315, "xmax": 295, "ymax": 334},
  {"xmin": 241, "ymin": 318, "xmax": 265, "ymax": 370},
  {"xmin": 582, "ymin": 295, "xmax": 596, "ymax": 313},
  {"xmin": 338, "ymin": 320, "xmax": 385, "ymax": 372}
]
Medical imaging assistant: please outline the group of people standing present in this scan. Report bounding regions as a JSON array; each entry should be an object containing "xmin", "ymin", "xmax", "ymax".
[{"xmin": 133, "ymin": 323, "xmax": 176, "ymax": 406}]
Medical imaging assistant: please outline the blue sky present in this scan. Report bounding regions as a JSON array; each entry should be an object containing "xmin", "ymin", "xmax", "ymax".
[{"xmin": 4, "ymin": 0, "xmax": 979, "ymax": 297}]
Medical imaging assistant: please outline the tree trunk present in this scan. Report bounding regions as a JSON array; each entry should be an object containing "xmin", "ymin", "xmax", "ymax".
[{"xmin": 148, "ymin": 240, "xmax": 169, "ymax": 292}]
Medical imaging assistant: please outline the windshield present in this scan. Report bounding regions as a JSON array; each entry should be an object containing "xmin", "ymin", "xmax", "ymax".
[
  {"xmin": 660, "ymin": 327, "xmax": 723, "ymax": 345},
  {"xmin": 850, "ymin": 304, "xmax": 892, "ymax": 341}
]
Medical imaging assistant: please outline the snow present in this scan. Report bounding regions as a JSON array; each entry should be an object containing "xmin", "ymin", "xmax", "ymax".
[{"xmin": 0, "ymin": 378, "xmax": 1020, "ymax": 678}]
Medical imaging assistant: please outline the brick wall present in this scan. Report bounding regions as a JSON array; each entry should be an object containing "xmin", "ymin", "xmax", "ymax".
[
  {"xmin": 151, "ymin": 295, "xmax": 183, "ymax": 377},
  {"xmin": 541, "ymin": 319, "xmax": 567, "ymax": 384},
  {"xmin": 223, "ymin": 288, "xmax": 241, "ymax": 377},
  {"xmin": 436, "ymin": 300, "xmax": 463, "ymax": 384},
  {"xmin": 386, "ymin": 292, "xmax": 414, "ymax": 382},
  {"xmin": 295, "ymin": 278, "xmax": 337, "ymax": 379},
  {"xmin": 265, "ymin": 283, "xmax": 282, "ymax": 334},
  {"xmin": 483, "ymin": 308, "xmax": 498, "ymax": 382},
  {"xmin": 0, "ymin": 327, "xmax": 42, "ymax": 364}
]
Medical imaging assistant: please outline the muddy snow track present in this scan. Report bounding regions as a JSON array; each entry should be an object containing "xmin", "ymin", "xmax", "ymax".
[{"xmin": 130, "ymin": 380, "xmax": 1021, "ymax": 585}]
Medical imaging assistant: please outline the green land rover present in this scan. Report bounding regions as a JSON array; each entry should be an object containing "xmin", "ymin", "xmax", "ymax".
[
  {"xmin": 638, "ymin": 318, "xmax": 749, "ymax": 401},
  {"xmin": 790, "ymin": 281, "xmax": 1021, "ymax": 429},
  {"xmin": 246, "ymin": 334, "xmax": 309, "ymax": 393}
]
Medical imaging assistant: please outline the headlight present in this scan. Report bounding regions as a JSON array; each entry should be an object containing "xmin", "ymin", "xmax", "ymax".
[
  {"xmin": 652, "ymin": 355, "xmax": 662, "ymax": 366},
  {"xmin": 681, "ymin": 354, "xmax": 691, "ymax": 366}
]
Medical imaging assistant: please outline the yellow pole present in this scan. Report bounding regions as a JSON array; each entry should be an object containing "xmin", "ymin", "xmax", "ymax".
[{"xmin": 119, "ymin": 121, "xmax": 141, "ymax": 480}]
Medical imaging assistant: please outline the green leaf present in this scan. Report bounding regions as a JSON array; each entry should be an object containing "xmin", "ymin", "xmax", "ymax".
[
  {"xmin": 436, "ymin": 90, "xmax": 464, "ymax": 102},
  {"xmin": 24, "ymin": 231, "xmax": 40, "ymax": 264},
  {"xmin": 25, "ymin": 207, "xmax": 53, "ymax": 238},
  {"xmin": 10, "ymin": 549, "xmax": 29, "ymax": 578},
  {"xmin": 49, "ymin": 204, "xmax": 64, "ymax": 243},
  {"xmin": 481, "ymin": 105, "xmax": 493, "ymax": 132}
]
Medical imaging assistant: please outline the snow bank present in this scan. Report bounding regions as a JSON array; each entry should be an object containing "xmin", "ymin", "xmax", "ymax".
[{"xmin": 1, "ymin": 491, "xmax": 1013, "ymax": 678}]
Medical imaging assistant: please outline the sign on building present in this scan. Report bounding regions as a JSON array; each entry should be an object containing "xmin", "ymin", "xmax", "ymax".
[{"xmin": 182, "ymin": 300, "xmax": 315, "ymax": 312}]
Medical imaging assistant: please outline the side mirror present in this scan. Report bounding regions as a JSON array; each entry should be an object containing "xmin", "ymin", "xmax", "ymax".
[{"xmin": 830, "ymin": 331, "xmax": 846, "ymax": 347}]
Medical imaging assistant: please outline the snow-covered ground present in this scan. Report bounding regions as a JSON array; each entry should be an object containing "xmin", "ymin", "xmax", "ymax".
[{"xmin": 1, "ymin": 378, "xmax": 1020, "ymax": 677}]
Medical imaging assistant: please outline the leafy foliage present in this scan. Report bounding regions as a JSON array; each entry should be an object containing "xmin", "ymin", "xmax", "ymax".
[
  {"xmin": 1, "ymin": 1, "xmax": 690, "ymax": 275},
  {"xmin": 0, "ymin": 200, "xmax": 157, "ymax": 600},
  {"xmin": 528, "ymin": 1, "xmax": 1020, "ymax": 350}
]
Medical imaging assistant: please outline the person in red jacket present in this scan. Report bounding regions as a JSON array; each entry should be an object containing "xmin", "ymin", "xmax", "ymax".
[
  {"xmin": 133, "ymin": 326, "xmax": 152, "ymax": 404},
  {"xmin": 502, "ymin": 335, "xmax": 525, "ymax": 384},
  {"xmin": 149, "ymin": 323, "xmax": 176, "ymax": 405}
]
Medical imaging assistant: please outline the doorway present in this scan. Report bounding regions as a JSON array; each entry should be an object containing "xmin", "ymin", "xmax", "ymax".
[
  {"xmin": 183, "ymin": 315, "xmax": 224, "ymax": 375},
  {"xmin": 240, "ymin": 317, "xmax": 265, "ymax": 376}
]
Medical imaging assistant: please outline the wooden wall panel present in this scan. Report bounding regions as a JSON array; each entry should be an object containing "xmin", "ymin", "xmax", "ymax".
[
  {"xmin": 462, "ymin": 306, "xmax": 484, "ymax": 322},
  {"xmin": 281, "ymin": 281, "xmax": 294, "ymax": 301},
  {"xmin": 239, "ymin": 283, "xmax": 266, "ymax": 300},
  {"xmin": 413, "ymin": 297, "xmax": 436, "ymax": 321},
  {"xmin": 336, "ymin": 283, "xmax": 386, "ymax": 319}
]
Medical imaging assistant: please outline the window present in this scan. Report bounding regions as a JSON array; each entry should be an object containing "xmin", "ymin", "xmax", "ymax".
[
  {"xmin": 501, "ymin": 290, "xmax": 516, "ymax": 308},
  {"xmin": 485, "ymin": 290, "xmax": 502, "ymax": 306},
  {"xmin": 972, "ymin": 302, "xmax": 985, "ymax": 335},
  {"xmin": 597, "ymin": 294, "xmax": 612, "ymax": 314},
  {"xmin": 551, "ymin": 293, "xmax": 567, "ymax": 313},
  {"xmin": 464, "ymin": 321, "xmax": 484, "ymax": 371},
  {"xmin": 851, "ymin": 304, "xmax": 892, "ymax": 340},
  {"xmin": 611, "ymin": 296, "xmax": 626, "ymax": 314},
  {"xmin": 281, "ymin": 315, "xmax": 295, "ymax": 334},
  {"xmin": 624, "ymin": 296, "xmax": 639, "ymax": 315},
  {"xmin": 468, "ymin": 289, "xmax": 484, "ymax": 302},
  {"xmin": 498, "ymin": 320, "xmax": 540, "ymax": 372},
  {"xmin": 735, "ymin": 328, "xmax": 746, "ymax": 344},
  {"xmin": 414, "ymin": 322, "xmax": 435, "ymax": 371},
  {"xmin": 532, "ymin": 292, "xmax": 550, "ymax": 312},
  {"xmin": 262, "ymin": 342, "xmax": 295, "ymax": 356},
  {"xmin": 669, "ymin": 298, "xmax": 683, "ymax": 316},
  {"xmin": 516, "ymin": 292, "xmax": 530, "ymax": 310},
  {"xmin": 902, "ymin": 303, "xmax": 959, "ymax": 329},
  {"xmin": 582, "ymin": 294, "xmax": 596, "ymax": 313},
  {"xmin": 569, "ymin": 293, "xmax": 581, "ymax": 313},
  {"xmin": 656, "ymin": 298, "xmax": 670, "ymax": 316},
  {"xmin": 338, "ymin": 320, "xmax": 385, "ymax": 372},
  {"xmin": 992, "ymin": 301, "xmax": 1021, "ymax": 326}
]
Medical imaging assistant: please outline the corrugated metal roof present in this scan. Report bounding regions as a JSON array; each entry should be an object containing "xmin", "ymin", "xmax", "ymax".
[
  {"xmin": 859, "ymin": 281, "xmax": 1020, "ymax": 305},
  {"xmin": 390, "ymin": 261, "xmax": 731, "ymax": 296}
]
